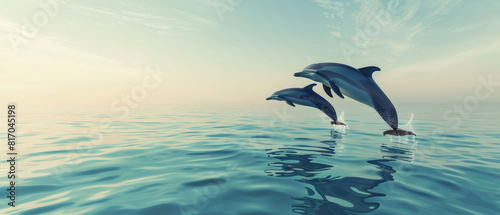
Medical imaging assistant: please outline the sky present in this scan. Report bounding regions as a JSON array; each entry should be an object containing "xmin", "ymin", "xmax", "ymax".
[{"xmin": 1, "ymin": 0, "xmax": 499, "ymax": 109}]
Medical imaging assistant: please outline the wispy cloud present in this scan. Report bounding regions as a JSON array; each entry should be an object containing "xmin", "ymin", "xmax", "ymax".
[
  {"xmin": 67, "ymin": 2, "xmax": 217, "ymax": 36},
  {"xmin": 351, "ymin": 0, "xmax": 384, "ymax": 25},
  {"xmin": 121, "ymin": 10, "xmax": 172, "ymax": 20},
  {"xmin": 314, "ymin": 0, "xmax": 346, "ymax": 19},
  {"xmin": 77, "ymin": 5, "xmax": 116, "ymax": 15},
  {"xmin": 380, "ymin": 40, "xmax": 500, "ymax": 101},
  {"xmin": 452, "ymin": 24, "xmax": 479, "ymax": 33},
  {"xmin": 117, "ymin": 8, "xmax": 215, "ymax": 33},
  {"xmin": 315, "ymin": 0, "xmax": 462, "ymax": 56},
  {"xmin": 314, "ymin": 0, "xmax": 345, "ymax": 37},
  {"xmin": 0, "ymin": 15, "xmax": 119, "ymax": 65},
  {"xmin": 389, "ymin": 40, "xmax": 500, "ymax": 76}
]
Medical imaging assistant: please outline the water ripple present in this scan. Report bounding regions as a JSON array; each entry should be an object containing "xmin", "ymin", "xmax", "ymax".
[{"xmin": 9, "ymin": 106, "xmax": 500, "ymax": 215}]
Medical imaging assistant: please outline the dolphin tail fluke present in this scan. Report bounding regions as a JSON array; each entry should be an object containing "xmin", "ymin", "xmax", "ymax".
[
  {"xmin": 331, "ymin": 120, "xmax": 347, "ymax": 126},
  {"xmin": 383, "ymin": 128, "xmax": 416, "ymax": 136}
]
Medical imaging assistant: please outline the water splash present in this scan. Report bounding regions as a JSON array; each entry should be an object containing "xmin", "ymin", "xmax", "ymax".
[
  {"xmin": 404, "ymin": 113, "xmax": 415, "ymax": 132},
  {"xmin": 331, "ymin": 111, "xmax": 348, "ymax": 138},
  {"xmin": 388, "ymin": 113, "xmax": 418, "ymax": 147}
]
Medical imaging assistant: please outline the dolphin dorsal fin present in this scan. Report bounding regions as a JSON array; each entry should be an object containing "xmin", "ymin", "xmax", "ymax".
[
  {"xmin": 303, "ymin": 83, "xmax": 317, "ymax": 91},
  {"xmin": 358, "ymin": 66, "xmax": 380, "ymax": 78}
]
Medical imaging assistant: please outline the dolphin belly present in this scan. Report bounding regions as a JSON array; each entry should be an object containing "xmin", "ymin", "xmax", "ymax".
[
  {"xmin": 287, "ymin": 97, "xmax": 317, "ymax": 108},
  {"xmin": 371, "ymin": 91, "xmax": 398, "ymax": 129},
  {"xmin": 337, "ymin": 83, "xmax": 374, "ymax": 107},
  {"xmin": 329, "ymin": 72, "xmax": 398, "ymax": 129},
  {"xmin": 329, "ymin": 75, "xmax": 374, "ymax": 107},
  {"xmin": 290, "ymin": 96, "xmax": 337, "ymax": 122}
]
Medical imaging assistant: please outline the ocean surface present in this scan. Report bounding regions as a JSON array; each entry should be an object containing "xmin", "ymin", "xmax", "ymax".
[{"xmin": 2, "ymin": 104, "xmax": 500, "ymax": 215}]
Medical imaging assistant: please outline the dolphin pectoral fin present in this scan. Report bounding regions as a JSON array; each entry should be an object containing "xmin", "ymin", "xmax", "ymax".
[
  {"xmin": 329, "ymin": 82, "xmax": 344, "ymax": 99},
  {"xmin": 322, "ymin": 84, "xmax": 333, "ymax": 98},
  {"xmin": 358, "ymin": 66, "xmax": 380, "ymax": 78},
  {"xmin": 285, "ymin": 100, "xmax": 295, "ymax": 107},
  {"xmin": 383, "ymin": 128, "xmax": 416, "ymax": 136},
  {"xmin": 277, "ymin": 95, "xmax": 296, "ymax": 107}
]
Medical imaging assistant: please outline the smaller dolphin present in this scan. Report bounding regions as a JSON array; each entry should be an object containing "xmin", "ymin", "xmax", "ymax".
[{"xmin": 266, "ymin": 84, "xmax": 346, "ymax": 126}]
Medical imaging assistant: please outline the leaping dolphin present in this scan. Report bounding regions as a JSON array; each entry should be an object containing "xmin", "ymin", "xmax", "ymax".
[
  {"xmin": 294, "ymin": 63, "xmax": 415, "ymax": 136},
  {"xmin": 266, "ymin": 84, "xmax": 346, "ymax": 126}
]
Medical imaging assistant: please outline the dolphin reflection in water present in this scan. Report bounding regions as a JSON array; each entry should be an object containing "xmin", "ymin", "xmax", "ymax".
[{"xmin": 265, "ymin": 132, "xmax": 415, "ymax": 214}]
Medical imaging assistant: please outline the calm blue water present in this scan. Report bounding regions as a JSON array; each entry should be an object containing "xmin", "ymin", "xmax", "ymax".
[{"xmin": 3, "ymin": 104, "xmax": 500, "ymax": 215}]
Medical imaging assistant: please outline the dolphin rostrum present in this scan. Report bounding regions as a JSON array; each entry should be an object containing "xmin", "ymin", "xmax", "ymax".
[
  {"xmin": 266, "ymin": 84, "xmax": 346, "ymax": 126},
  {"xmin": 294, "ymin": 63, "xmax": 415, "ymax": 136}
]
